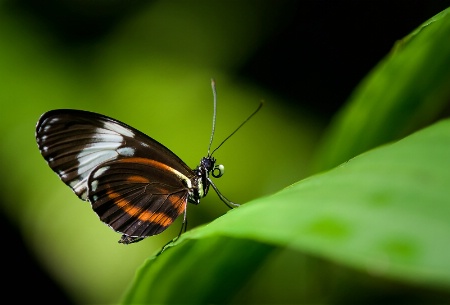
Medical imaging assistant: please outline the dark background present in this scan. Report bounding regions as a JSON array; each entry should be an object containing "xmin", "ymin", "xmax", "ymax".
[{"xmin": 4, "ymin": 1, "xmax": 450, "ymax": 303}]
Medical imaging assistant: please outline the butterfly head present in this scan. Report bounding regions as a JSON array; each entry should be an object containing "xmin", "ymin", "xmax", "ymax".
[{"xmin": 200, "ymin": 156, "xmax": 225, "ymax": 178}]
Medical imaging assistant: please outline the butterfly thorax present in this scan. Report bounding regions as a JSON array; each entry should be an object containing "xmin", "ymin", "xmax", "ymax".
[{"xmin": 188, "ymin": 156, "xmax": 217, "ymax": 204}]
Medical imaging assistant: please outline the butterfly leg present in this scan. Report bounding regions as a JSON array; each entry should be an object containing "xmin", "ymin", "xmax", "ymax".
[
  {"xmin": 208, "ymin": 178, "xmax": 240, "ymax": 208},
  {"xmin": 118, "ymin": 235, "xmax": 145, "ymax": 244},
  {"xmin": 153, "ymin": 202, "xmax": 189, "ymax": 255}
]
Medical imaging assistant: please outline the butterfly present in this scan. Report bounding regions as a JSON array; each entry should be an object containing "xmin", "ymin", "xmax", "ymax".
[{"xmin": 35, "ymin": 79, "xmax": 262, "ymax": 244}]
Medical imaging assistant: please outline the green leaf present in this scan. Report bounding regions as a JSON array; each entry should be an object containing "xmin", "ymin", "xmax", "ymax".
[
  {"xmin": 313, "ymin": 7, "xmax": 450, "ymax": 172},
  {"xmin": 0, "ymin": 3, "xmax": 317, "ymax": 304},
  {"xmin": 122, "ymin": 119, "xmax": 450, "ymax": 304},
  {"xmin": 122, "ymin": 237, "xmax": 274, "ymax": 304}
]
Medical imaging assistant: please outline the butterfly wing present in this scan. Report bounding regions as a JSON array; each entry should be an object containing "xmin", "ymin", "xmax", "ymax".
[
  {"xmin": 88, "ymin": 157, "xmax": 190, "ymax": 238},
  {"xmin": 36, "ymin": 109, "xmax": 195, "ymax": 239}
]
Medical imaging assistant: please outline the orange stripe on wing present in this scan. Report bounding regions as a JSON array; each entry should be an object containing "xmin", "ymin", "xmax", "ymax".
[
  {"xmin": 125, "ymin": 173, "xmax": 185, "ymax": 215},
  {"xmin": 106, "ymin": 189, "xmax": 183, "ymax": 227},
  {"xmin": 118, "ymin": 157, "xmax": 191, "ymax": 187},
  {"xmin": 167, "ymin": 192, "xmax": 186, "ymax": 215},
  {"xmin": 119, "ymin": 157, "xmax": 171, "ymax": 169},
  {"xmin": 127, "ymin": 175, "xmax": 150, "ymax": 183}
]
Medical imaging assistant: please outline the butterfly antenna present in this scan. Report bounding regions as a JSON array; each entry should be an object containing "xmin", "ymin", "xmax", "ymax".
[
  {"xmin": 211, "ymin": 99, "xmax": 264, "ymax": 156},
  {"xmin": 207, "ymin": 78, "xmax": 218, "ymax": 156}
]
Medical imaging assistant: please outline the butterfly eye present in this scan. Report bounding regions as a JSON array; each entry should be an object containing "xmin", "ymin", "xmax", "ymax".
[{"xmin": 212, "ymin": 164, "xmax": 225, "ymax": 178}]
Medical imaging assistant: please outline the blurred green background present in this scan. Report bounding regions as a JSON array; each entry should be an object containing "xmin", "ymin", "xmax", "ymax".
[{"xmin": 1, "ymin": 1, "xmax": 449, "ymax": 304}]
